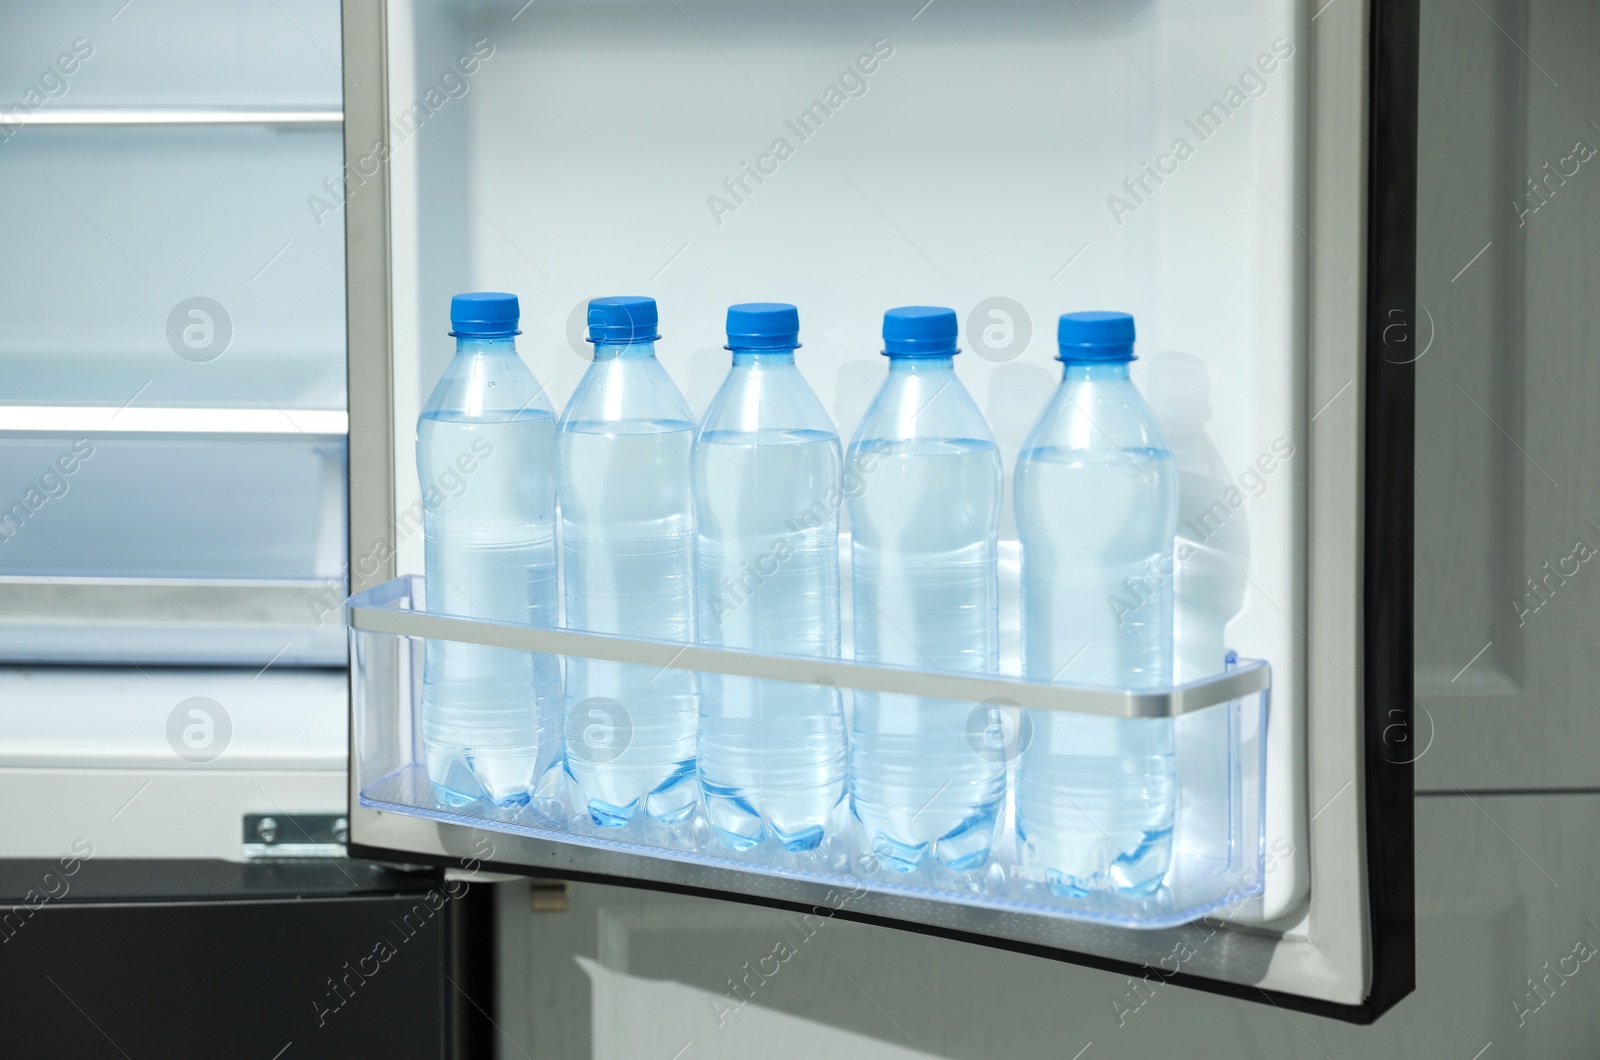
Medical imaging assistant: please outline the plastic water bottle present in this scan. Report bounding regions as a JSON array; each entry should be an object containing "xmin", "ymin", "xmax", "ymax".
[
  {"xmin": 847, "ymin": 307, "xmax": 1004, "ymax": 873},
  {"xmin": 1146, "ymin": 351, "xmax": 1250, "ymax": 682},
  {"xmin": 416, "ymin": 292, "xmax": 561, "ymax": 808},
  {"xmin": 1147, "ymin": 351, "xmax": 1254, "ymax": 850},
  {"xmin": 693, "ymin": 303, "xmax": 845, "ymax": 853},
  {"xmin": 1014, "ymin": 311, "xmax": 1179, "ymax": 897},
  {"xmin": 558, "ymin": 296, "xmax": 698, "ymax": 827}
]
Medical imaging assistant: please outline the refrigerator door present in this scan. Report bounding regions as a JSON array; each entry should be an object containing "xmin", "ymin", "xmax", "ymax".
[{"xmin": 342, "ymin": 0, "xmax": 1415, "ymax": 1019}]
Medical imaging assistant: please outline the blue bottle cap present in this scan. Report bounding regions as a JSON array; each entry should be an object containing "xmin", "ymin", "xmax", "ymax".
[
  {"xmin": 587, "ymin": 296, "xmax": 661, "ymax": 343},
  {"xmin": 725, "ymin": 302, "xmax": 801, "ymax": 351},
  {"xmin": 449, "ymin": 292, "xmax": 521, "ymax": 337},
  {"xmin": 883, "ymin": 306, "xmax": 959, "ymax": 357},
  {"xmin": 1057, "ymin": 311, "xmax": 1136, "ymax": 363}
]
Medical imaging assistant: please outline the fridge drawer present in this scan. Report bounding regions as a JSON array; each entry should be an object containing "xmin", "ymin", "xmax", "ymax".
[
  {"xmin": 0, "ymin": 416, "xmax": 346, "ymax": 664},
  {"xmin": 0, "ymin": 428, "xmax": 343, "ymax": 580}
]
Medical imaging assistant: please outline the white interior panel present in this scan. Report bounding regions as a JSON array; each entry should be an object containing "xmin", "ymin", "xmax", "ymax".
[{"xmin": 388, "ymin": 0, "xmax": 1308, "ymax": 921}]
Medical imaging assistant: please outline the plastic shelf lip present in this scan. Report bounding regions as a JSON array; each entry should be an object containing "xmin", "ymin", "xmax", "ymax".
[
  {"xmin": 12, "ymin": 107, "xmax": 343, "ymax": 127},
  {"xmin": 0, "ymin": 406, "xmax": 348, "ymax": 436},
  {"xmin": 344, "ymin": 576, "xmax": 1270, "ymax": 719}
]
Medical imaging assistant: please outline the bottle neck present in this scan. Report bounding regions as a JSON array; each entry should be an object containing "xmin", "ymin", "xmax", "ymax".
[
  {"xmin": 888, "ymin": 354, "xmax": 954, "ymax": 373},
  {"xmin": 454, "ymin": 335, "xmax": 518, "ymax": 356},
  {"xmin": 591, "ymin": 340, "xmax": 657, "ymax": 362},
  {"xmin": 1061, "ymin": 360, "xmax": 1131, "ymax": 382},
  {"xmin": 730, "ymin": 349, "xmax": 796, "ymax": 367}
]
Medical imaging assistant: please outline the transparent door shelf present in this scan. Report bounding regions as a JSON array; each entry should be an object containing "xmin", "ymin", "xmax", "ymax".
[{"xmin": 349, "ymin": 575, "xmax": 1270, "ymax": 930}]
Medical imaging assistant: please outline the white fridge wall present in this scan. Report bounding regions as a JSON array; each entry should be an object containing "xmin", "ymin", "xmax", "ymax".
[{"xmin": 388, "ymin": 0, "xmax": 1307, "ymax": 922}]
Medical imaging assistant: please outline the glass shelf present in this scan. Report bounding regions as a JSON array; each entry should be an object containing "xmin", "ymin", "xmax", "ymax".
[{"xmin": 350, "ymin": 574, "xmax": 1270, "ymax": 930}]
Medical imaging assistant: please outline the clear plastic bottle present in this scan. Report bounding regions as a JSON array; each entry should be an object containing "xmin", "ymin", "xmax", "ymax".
[
  {"xmin": 1146, "ymin": 351, "xmax": 1250, "ymax": 683},
  {"xmin": 558, "ymin": 296, "xmax": 698, "ymax": 827},
  {"xmin": 1014, "ymin": 311, "xmax": 1179, "ymax": 897},
  {"xmin": 847, "ymin": 306, "xmax": 1004, "ymax": 873},
  {"xmin": 693, "ymin": 303, "xmax": 845, "ymax": 853},
  {"xmin": 416, "ymin": 292, "xmax": 561, "ymax": 808}
]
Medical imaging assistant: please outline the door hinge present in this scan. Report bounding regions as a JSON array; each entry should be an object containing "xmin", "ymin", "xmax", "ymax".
[{"xmin": 243, "ymin": 813, "xmax": 347, "ymax": 858}]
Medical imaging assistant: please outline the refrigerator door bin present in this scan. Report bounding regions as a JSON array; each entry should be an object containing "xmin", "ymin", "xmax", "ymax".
[{"xmin": 349, "ymin": 573, "xmax": 1269, "ymax": 931}]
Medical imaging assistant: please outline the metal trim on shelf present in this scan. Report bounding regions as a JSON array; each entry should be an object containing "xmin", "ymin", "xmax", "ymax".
[
  {"xmin": 0, "ymin": 578, "xmax": 347, "ymax": 666},
  {"xmin": 0, "ymin": 578, "xmax": 344, "ymax": 625},
  {"xmin": 11, "ymin": 107, "xmax": 342, "ymax": 127},
  {"xmin": 0, "ymin": 573, "xmax": 334, "ymax": 598},
  {"xmin": 0, "ymin": 406, "xmax": 348, "ymax": 436},
  {"xmin": 346, "ymin": 575, "xmax": 1269, "ymax": 719},
  {"xmin": 0, "ymin": 575, "xmax": 336, "ymax": 594}
]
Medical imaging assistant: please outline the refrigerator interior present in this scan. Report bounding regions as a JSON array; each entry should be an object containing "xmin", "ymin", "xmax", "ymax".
[
  {"xmin": 379, "ymin": 0, "xmax": 1309, "ymax": 926},
  {"xmin": 0, "ymin": 0, "xmax": 349, "ymax": 665}
]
